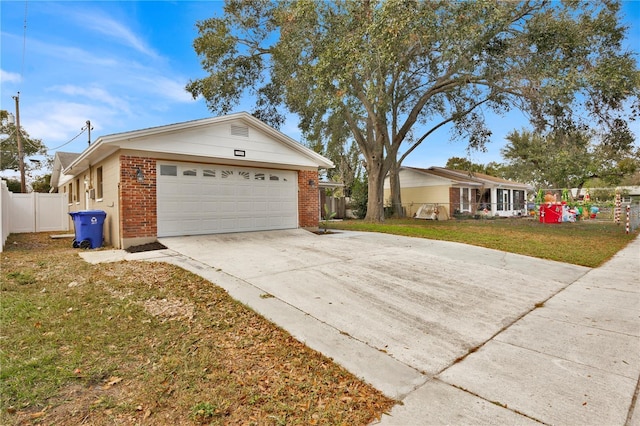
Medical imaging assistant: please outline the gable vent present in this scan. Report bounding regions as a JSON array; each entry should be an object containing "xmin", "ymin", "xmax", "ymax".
[{"xmin": 230, "ymin": 124, "xmax": 249, "ymax": 137}]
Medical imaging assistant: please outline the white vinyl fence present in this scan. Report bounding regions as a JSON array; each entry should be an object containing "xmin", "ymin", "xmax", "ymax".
[{"xmin": 0, "ymin": 180, "xmax": 69, "ymax": 252}]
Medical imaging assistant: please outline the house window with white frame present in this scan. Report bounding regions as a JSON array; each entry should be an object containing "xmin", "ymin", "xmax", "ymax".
[
  {"xmin": 497, "ymin": 189, "xmax": 511, "ymax": 211},
  {"xmin": 513, "ymin": 190, "xmax": 525, "ymax": 210},
  {"xmin": 460, "ymin": 187, "xmax": 471, "ymax": 212},
  {"xmin": 96, "ymin": 167, "xmax": 103, "ymax": 199}
]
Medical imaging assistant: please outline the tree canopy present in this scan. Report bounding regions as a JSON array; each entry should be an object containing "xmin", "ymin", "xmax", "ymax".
[
  {"xmin": 1, "ymin": 110, "xmax": 48, "ymax": 179},
  {"xmin": 445, "ymin": 156, "xmax": 504, "ymax": 177},
  {"xmin": 187, "ymin": 0, "xmax": 639, "ymax": 221},
  {"xmin": 501, "ymin": 125, "xmax": 639, "ymax": 189}
]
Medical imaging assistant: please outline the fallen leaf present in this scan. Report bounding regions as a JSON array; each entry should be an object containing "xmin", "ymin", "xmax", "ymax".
[{"xmin": 102, "ymin": 376, "xmax": 123, "ymax": 389}]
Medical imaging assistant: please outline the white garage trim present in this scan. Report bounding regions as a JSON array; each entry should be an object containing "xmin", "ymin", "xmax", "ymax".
[{"xmin": 157, "ymin": 162, "xmax": 298, "ymax": 237}]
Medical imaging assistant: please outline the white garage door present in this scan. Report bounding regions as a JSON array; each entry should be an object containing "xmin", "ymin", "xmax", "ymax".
[{"xmin": 157, "ymin": 162, "xmax": 298, "ymax": 237}]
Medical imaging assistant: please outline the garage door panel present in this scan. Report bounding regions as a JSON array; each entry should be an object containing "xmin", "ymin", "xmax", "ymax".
[
  {"xmin": 220, "ymin": 218, "xmax": 237, "ymax": 232},
  {"xmin": 253, "ymin": 217, "xmax": 268, "ymax": 227},
  {"xmin": 218, "ymin": 201, "xmax": 236, "ymax": 213},
  {"xmin": 254, "ymin": 201, "xmax": 268, "ymax": 210},
  {"xmin": 252, "ymin": 187, "xmax": 269, "ymax": 197},
  {"xmin": 181, "ymin": 220, "xmax": 205, "ymax": 234},
  {"xmin": 236, "ymin": 201, "xmax": 253, "ymax": 213},
  {"xmin": 200, "ymin": 219, "xmax": 221, "ymax": 232},
  {"xmin": 158, "ymin": 163, "xmax": 298, "ymax": 237},
  {"xmin": 201, "ymin": 201, "xmax": 218, "ymax": 211},
  {"xmin": 236, "ymin": 185, "xmax": 252, "ymax": 197},
  {"xmin": 217, "ymin": 186, "xmax": 236, "ymax": 196}
]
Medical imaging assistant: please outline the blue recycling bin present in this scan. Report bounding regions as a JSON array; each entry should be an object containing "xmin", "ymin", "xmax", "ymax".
[{"xmin": 69, "ymin": 210, "xmax": 106, "ymax": 249}]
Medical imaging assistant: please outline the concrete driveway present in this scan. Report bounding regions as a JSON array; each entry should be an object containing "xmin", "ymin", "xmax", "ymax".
[
  {"xmin": 82, "ymin": 228, "xmax": 640, "ymax": 425},
  {"xmin": 158, "ymin": 230, "xmax": 589, "ymax": 390}
]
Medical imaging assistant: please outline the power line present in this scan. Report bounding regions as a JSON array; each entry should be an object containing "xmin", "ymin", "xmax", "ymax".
[
  {"xmin": 47, "ymin": 128, "xmax": 87, "ymax": 151},
  {"xmin": 21, "ymin": 1, "xmax": 28, "ymax": 82}
]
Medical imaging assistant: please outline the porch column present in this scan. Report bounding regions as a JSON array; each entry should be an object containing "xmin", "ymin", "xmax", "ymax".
[{"xmin": 490, "ymin": 187, "xmax": 497, "ymax": 215}]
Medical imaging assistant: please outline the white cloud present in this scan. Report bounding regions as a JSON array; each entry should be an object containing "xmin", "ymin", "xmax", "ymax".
[
  {"xmin": 1, "ymin": 69, "xmax": 22, "ymax": 84},
  {"xmin": 47, "ymin": 84, "xmax": 131, "ymax": 114},
  {"xmin": 136, "ymin": 76, "xmax": 194, "ymax": 104},
  {"xmin": 24, "ymin": 101, "xmax": 118, "ymax": 151},
  {"xmin": 70, "ymin": 10, "xmax": 159, "ymax": 59},
  {"xmin": 25, "ymin": 36, "xmax": 119, "ymax": 67}
]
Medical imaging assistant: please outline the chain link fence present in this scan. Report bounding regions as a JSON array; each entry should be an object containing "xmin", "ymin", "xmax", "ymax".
[{"xmin": 387, "ymin": 197, "xmax": 640, "ymax": 233}]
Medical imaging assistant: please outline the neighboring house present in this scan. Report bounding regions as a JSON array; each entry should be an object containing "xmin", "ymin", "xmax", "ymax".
[
  {"xmin": 383, "ymin": 167, "xmax": 532, "ymax": 219},
  {"xmin": 50, "ymin": 112, "xmax": 334, "ymax": 249}
]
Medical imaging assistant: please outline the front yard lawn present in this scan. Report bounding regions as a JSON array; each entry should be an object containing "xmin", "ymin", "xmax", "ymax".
[
  {"xmin": 327, "ymin": 218, "xmax": 638, "ymax": 268},
  {"xmin": 0, "ymin": 233, "xmax": 394, "ymax": 425}
]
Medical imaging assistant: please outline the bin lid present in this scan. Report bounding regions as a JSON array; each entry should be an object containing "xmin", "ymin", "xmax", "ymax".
[
  {"xmin": 75, "ymin": 210, "xmax": 107, "ymax": 216},
  {"xmin": 69, "ymin": 210, "xmax": 107, "ymax": 217}
]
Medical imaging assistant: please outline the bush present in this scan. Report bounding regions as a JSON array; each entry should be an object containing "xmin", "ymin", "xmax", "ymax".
[{"xmin": 350, "ymin": 173, "xmax": 368, "ymax": 219}]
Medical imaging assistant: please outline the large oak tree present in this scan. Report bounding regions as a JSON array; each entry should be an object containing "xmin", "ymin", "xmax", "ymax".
[{"xmin": 187, "ymin": 0, "xmax": 638, "ymax": 221}]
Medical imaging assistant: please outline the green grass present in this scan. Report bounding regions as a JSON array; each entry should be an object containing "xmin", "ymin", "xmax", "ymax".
[
  {"xmin": 327, "ymin": 218, "xmax": 637, "ymax": 267},
  {"xmin": 1, "ymin": 233, "xmax": 394, "ymax": 425}
]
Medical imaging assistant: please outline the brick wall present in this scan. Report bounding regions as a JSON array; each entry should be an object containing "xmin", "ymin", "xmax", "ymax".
[
  {"xmin": 120, "ymin": 155, "xmax": 157, "ymax": 239},
  {"xmin": 298, "ymin": 170, "xmax": 319, "ymax": 227},
  {"xmin": 449, "ymin": 187, "xmax": 459, "ymax": 216}
]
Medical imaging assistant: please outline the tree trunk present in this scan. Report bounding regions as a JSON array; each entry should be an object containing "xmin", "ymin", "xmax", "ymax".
[
  {"xmin": 388, "ymin": 162, "xmax": 404, "ymax": 218},
  {"xmin": 364, "ymin": 154, "xmax": 386, "ymax": 222}
]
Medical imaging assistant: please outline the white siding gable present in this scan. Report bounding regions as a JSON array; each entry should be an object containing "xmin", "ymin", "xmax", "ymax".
[
  {"xmin": 114, "ymin": 119, "xmax": 321, "ymax": 168},
  {"xmin": 384, "ymin": 168, "xmax": 452, "ymax": 189}
]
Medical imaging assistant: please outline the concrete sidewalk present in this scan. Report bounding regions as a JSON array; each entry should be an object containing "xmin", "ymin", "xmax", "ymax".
[{"xmin": 80, "ymin": 230, "xmax": 639, "ymax": 425}]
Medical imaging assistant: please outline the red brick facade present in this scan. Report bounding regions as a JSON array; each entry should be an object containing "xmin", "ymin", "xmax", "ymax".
[
  {"xmin": 119, "ymin": 155, "xmax": 157, "ymax": 239},
  {"xmin": 449, "ymin": 187, "xmax": 478, "ymax": 216},
  {"xmin": 298, "ymin": 170, "xmax": 319, "ymax": 227}
]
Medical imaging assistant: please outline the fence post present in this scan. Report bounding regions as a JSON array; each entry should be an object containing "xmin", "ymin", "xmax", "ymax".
[{"xmin": 626, "ymin": 205, "xmax": 630, "ymax": 234}]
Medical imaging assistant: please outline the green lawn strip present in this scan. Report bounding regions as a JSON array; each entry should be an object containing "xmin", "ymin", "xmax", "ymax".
[{"xmin": 327, "ymin": 219, "xmax": 637, "ymax": 267}]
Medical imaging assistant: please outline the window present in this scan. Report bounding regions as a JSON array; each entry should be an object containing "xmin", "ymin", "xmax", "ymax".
[
  {"xmin": 254, "ymin": 173, "xmax": 265, "ymax": 181},
  {"xmin": 75, "ymin": 179, "xmax": 80, "ymax": 203},
  {"xmin": 269, "ymin": 174, "xmax": 280, "ymax": 181},
  {"xmin": 460, "ymin": 188, "xmax": 471, "ymax": 212},
  {"xmin": 203, "ymin": 169, "xmax": 216, "ymax": 177},
  {"xmin": 68, "ymin": 183, "xmax": 72, "ymax": 204},
  {"xmin": 221, "ymin": 170, "xmax": 233, "ymax": 179},
  {"xmin": 160, "ymin": 165, "xmax": 177, "ymax": 176},
  {"xmin": 497, "ymin": 189, "xmax": 511, "ymax": 211},
  {"xmin": 96, "ymin": 167, "xmax": 103, "ymax": 199},
  {"xmin": 513, "ymin": 190, "xmax": 525, "ymax": 210},
  {"xmin": 183, "ymin": 168, "xmax": 197, "ymax": 176},
  {"xmin": 238, "ymin": 171, "xmax": 250, "ymax": 180}
]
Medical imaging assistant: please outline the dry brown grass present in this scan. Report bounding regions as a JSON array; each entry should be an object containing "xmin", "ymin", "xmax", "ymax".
[{"xmin": 1, "ymin": 233, "xmax": 395, "ymax": 425}]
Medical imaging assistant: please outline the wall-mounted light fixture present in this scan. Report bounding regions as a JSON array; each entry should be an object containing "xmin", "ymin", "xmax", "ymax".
[
  {"xmin": 136, "ymin": 167, "xmax": 144, "ymax": 183},
  {"xmin": 234, "ymin": 149, "xmax": 246, "ymax": 157},
  {"xmin": 308, "ymin": 179, "xmax": 315, "ymax": 187}
]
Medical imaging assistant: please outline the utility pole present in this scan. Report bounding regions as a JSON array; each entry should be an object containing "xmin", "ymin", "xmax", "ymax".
[
  {"xmin": 12, "ymin": 92, "xmax": 26, "ymax": 193},
  {"xmin": 82, "ymin": 120, "xmax": 93, "ymax": 145}
]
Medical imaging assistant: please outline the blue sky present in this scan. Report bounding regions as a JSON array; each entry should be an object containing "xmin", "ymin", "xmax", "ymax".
[{"xmin": 1, "ymin": 0, "xmax": 639, "ymax": 179}]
